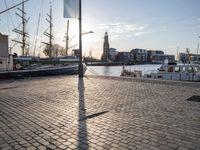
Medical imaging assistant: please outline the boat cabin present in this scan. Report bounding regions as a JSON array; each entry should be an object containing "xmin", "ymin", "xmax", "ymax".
[{"xmin": 155, "ymin": 64, "xmax": 200, "ymax": 81}]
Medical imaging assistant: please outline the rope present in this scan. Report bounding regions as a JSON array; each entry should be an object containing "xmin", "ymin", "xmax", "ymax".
[
  {"xmin": 4, "ymin": 0, "xmax": 15, "ymax": 28},
  {"xmin": 32, "ymin": 13, "xmax": 41, "ymax": 56}
]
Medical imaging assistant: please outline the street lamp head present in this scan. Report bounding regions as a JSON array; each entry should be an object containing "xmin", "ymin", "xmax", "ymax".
[{"xmin": 82, "ymin": 31, "xmax": 94, "ymax": 35}]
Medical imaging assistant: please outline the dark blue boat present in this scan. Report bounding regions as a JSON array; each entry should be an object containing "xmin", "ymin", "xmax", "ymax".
[{"xmin": 0, "ymin": 64, "xmax": 86, "ymax": 79}]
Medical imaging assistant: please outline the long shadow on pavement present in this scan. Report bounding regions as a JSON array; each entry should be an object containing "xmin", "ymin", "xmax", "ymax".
[{"xmin": 78, "ymin": 77, "xmax": 88, "ymax": 150}]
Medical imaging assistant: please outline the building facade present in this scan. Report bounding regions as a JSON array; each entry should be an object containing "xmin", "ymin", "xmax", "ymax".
[
  {"xmin": 151, "ymin": 54, "xmax": 175, "ymax": 63},
  {"xmin": 0, "ymin": 33, "xmax": 13, "ymax": 71},
  {"xmin": 108, "ymin": 48, "xmax": 118, "ymax": 61},
  {"xmin": 131, "ymin": 48, "xmax": 147, "ymax": 62},
  {"xmin": 0, "ymin": 33, "xmax": 9, "ymax": 57},
  {"xmin": 116, "ymin": 52, "xmax": 130, "ymax": 62},
  {"xmin": 178, "ymin": 53, "xmax": 200, "ymax": 63},
  {"xmin": 147, "ymin": 50, "xmax": 164, "ymax": 62}
]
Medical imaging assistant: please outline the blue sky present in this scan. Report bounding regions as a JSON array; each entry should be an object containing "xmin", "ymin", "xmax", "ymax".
[{"xmin": 0, "ymin": 0, "xmax": 200, "ymax": 58}]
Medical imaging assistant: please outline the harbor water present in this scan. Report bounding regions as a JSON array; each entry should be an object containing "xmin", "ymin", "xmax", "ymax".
[{"xmin": 86, "ymin": 64, "xmax": 161, "ymax": 76}]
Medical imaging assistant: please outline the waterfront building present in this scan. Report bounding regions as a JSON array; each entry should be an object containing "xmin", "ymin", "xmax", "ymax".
[
  {"xmin": 131, "ymin": 48, "xmax": 147, "ymax": 63},
  {"xmin": 108, "ymin": 48, "xmax": 118, "ymax": 61},
  {"xmin": 0, "ymin": 33, "xmax": 13, "ymax": 71},
  {"xmin": 72, "ymin": 49, "xmax": 80, "ymax": 58},
  {"xmin": 0, "ymin": 33, "xmax": 8, "ymax": 57},
  {"xmin": 190, "ymin": 54, "xmax": 200, "ymax": 62},
  {"xmin": 116, "ymin": 52, "xmax": 134, "ymax": 63},
  {"xmin": 178, "ymin": 53, "xmax": 200, "ymax": 63},
  {"xmin": 101, "ymin": 32, "xmax": 110, "ymax": 62},
  {"xmin": 147, "ymin": 50, "xmax": 164, "ymax": 62},
  {"xmin": 151, "ymin": 54, "xmax": 175, "ymax": 63}
]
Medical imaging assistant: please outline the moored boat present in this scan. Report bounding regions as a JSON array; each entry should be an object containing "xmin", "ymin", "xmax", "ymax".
[
  {"xmin": 0, "ymin": 63, "xmax": 86, "ymax": 79},
  {"xmin": 143, "ymin": 62, "xmax": 200, "ymax": 81}
]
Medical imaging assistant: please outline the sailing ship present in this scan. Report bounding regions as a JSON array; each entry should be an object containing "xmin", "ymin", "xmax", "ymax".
[{"xmin": 0, "ymin": 1, "xmax": 86, "ymax": 78}]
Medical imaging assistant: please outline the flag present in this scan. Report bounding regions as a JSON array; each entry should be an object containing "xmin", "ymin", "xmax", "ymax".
[{"xmin": 63, "ymin": 0, "xmax": 79, "ymax": 18}]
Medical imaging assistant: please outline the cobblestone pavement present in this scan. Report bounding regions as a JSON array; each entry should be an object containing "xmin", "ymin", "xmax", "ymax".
[{"xmin": 0, "ymin": 75, "xmax": 200, "ymax": 150}]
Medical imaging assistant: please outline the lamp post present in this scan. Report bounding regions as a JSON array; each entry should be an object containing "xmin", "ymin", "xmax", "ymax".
[
  {"xmin": 78, "ymin": 30, "xmax": 93, "ymax": 77},
  {"xmin": 78, "ymin": 0, "xmax": 83, "ymax": 77},
  {"xmin": 78, "ymin": 0, "xmax": 93, "ymax": 77}
]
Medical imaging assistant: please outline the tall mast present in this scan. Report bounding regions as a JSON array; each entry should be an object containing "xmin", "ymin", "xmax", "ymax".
[
  {"xmin": 49, "ymin": 6, "xmax": 53, "ymax": 58},
  {"xmin": 42, "ymin": 5, "xmax": 53, "ymax": 59},
  {"xmin": 22, "ymin": 1, "xmax": 25, "ymax": 56},
  {"xmin": 12, "ymin": 0, "xmax": 29, "ymax": 56},
  {"xmin": 65, "ymin": 20, "xmax": 69, "ymax": 56}
]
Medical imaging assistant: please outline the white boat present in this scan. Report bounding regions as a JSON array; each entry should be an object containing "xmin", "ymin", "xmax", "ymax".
[{"xmin": 144, "ymin": 62, "xmax": 200, "ymax": 81}]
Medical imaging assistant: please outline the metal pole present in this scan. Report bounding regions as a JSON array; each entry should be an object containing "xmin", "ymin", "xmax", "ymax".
[
  {"xmin": 66, "ymin": 20, "xmax": 69, "ymax": 56},
  {"xmin": 79, "ymin": 0, "xmax": 83, "ymax": 77},
  {"xmin": 197, "ymin": 36, "xmax": 200, "ymax": 55}
]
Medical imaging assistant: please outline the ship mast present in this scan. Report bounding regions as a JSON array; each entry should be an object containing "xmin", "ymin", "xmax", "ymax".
[
  {"xmin": 42, "ymin": 6, "xmax": 53, "ymax": 59},
  {"xmin": 12, "ymin": 0, "xmax": 29, "ymax": 56},
  {"xmin": 65, "ymin": 20, "xmax": 69, "ymax": 56}
]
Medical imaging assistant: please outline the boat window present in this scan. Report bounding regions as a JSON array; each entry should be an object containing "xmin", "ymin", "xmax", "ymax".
[
  {"xmin": 174, "ymin": 66, "xmax": 180, "ymax": 72},
  {"xmin": 167, "ymin": 66, "xmax": 173, "ymax": 72},
  {"xmin": 159, "ymin": 66, "xmax": 165, "ymax": 71},
  {"xmin": 193, "ymin": 66, "xmax": 199, "ymax": 72},
  {"xmin": 188, "ymin": 66, "xmax": 193, "ymax": 73},
  {"xmin": 182, "ymin": 67, "xmax": 186, "ymax": 72}
]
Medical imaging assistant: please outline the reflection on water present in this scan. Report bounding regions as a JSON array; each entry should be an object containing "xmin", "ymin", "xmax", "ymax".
[{"xmin": 86, "ymin": 64, "xmax": 161, "ymax": 76}]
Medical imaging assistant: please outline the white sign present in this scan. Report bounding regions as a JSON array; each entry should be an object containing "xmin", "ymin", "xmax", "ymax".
[{"xmin": 63, "ymin": 0, "xmax": 79, "ymax": 18}]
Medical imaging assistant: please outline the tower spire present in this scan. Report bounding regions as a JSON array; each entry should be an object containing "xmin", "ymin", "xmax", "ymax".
[{"xmin": 101, "ymin": 32, "xmax": 110, "ymax": 62}]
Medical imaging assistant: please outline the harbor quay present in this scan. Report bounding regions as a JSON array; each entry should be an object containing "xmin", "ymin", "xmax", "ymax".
[{"xmin": 0, "ymin": 76, "xmax": 200, "ymax": 150}]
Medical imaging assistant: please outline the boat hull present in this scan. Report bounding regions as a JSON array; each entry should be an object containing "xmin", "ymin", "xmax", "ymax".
[{"xmin": 0, "ymin": 64, "xmax": 85, "ymax": 79}]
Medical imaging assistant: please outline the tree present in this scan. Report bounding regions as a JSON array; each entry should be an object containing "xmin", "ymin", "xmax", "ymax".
[
  {"xmin": 43, "ymin": 45, "xmax": 51, "ymax": 57},
  {"xmin": 43, "ymin": 44, "xmax": 65, "ymax": 58}
]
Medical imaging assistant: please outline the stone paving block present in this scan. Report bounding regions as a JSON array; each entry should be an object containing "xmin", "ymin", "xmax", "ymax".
[{"xmin": 0, "ymin": 76, "xmax": 199, "ymax": 150}]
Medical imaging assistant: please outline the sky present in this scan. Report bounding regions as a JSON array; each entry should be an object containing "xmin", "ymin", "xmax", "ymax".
[{"xmin": 0, "ymin": 0, "xmax": 200, "ymax": 58}]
